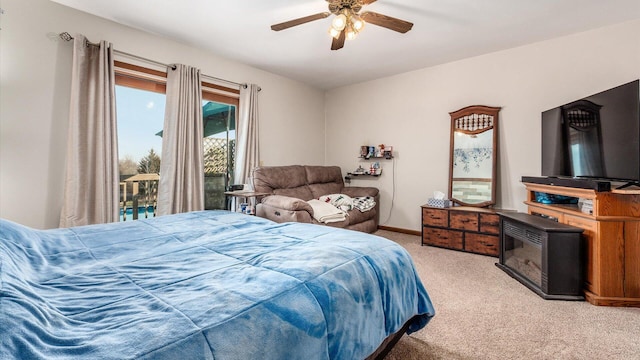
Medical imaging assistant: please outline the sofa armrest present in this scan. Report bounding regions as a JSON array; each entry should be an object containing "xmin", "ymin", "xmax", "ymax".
[
  {"xmin": 341, "ymin": 186, "xmax": 379, "ymax": 198},
  {"xmin": 260, "ymin": 195, "xmax": 314, "ymax": 213}
]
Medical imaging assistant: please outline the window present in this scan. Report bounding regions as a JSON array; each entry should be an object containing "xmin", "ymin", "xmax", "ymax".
[
  {"xmin": 114, "ymin": 61, "xmax": 239, "ymax": 220},
  {"xmin": 116, "ymin": 84, "xmax": 164, "ymax": 221}
]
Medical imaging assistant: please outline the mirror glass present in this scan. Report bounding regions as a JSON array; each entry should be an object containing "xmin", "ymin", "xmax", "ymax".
[
  {"xmin": 562, "ymin": 100, "xmax": 604, "ymax": 177},
  {"xmin": 448, "ymin": 105, "xmax": 500, "ymax": 207}
]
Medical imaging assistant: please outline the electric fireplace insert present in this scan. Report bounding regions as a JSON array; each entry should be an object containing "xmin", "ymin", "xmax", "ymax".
[{"xmin": 496, "ymin": 212, "xmax": 584, "ymax": 300}]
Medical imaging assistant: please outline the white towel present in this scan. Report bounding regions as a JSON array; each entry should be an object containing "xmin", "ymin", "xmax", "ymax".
[{"xmin": 307, "ymin": 199, "xmax": 347, "ymax": 223}]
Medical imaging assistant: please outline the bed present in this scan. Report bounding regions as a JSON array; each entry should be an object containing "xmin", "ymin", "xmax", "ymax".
[{"xmin": 0, "ymin": 210, "xmax": 435, "ymax": 359}]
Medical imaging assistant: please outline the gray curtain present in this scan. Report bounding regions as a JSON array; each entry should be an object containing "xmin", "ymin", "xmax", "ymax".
[
  {"xmin": 234, "ymin": 84, "xmax": 260, "ymax": 184},
  {"xmin": 157, "ymin": 64, "xmax": 204, "ymax": 215},
  {"xmin": 59, "ymin": 35, "xmax": 118, "ymax": 227}
]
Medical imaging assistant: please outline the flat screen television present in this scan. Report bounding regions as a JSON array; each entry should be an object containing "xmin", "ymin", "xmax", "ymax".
[{"xmin": 541, "ymin": 80, "xmax": 640, "ymax": 187}]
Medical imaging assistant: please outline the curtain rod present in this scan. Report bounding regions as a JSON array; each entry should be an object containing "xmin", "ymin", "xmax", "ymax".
[{"xmin": 58, "ymin": 32, "xmax": 255, "ymax": 90}]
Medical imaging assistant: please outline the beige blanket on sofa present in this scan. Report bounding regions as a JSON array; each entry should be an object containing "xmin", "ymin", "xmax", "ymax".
[{"xmin": 307, "ymin": 199, "xmax": 347, "ymax": 223}]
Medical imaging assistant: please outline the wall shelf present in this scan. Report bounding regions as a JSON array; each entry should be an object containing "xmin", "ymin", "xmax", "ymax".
[
  {"xmin": 349, "ymin": 146, "xmax": 390, "ymax": 183},
  {"xmin": 359, "ymin": 156, "xmax": 393, "ymax": 160},
  {"xmin": 345, "ymin": 171, "xmax": 382, "ymax": 181}
]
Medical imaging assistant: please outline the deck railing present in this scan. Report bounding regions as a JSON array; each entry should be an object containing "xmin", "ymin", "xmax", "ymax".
[
  {"xmin": 117, "ymin": 136, "xmax": 234, "ymax": 221},
  {"xmin": 120, "ymin": 174, "xmax": 159, "ymax": 221}
]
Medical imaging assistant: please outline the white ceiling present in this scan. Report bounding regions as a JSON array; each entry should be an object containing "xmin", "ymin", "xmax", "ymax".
[{"xmin": 51, "ymin": 0, "xmax": 640, "ymax": 90}]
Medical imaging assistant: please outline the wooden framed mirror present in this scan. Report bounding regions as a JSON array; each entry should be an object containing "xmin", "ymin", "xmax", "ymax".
[{"xmin": 448, "ymin": 105, "xmax": 501, "ymax": 207}]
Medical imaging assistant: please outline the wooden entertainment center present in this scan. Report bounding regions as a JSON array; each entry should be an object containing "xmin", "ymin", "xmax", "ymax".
[{"xmin": 523, "ymin": 181, "xmax": 640, "ymax": 307}]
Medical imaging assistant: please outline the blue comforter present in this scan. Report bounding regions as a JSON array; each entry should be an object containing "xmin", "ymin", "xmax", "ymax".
[{"xmin": 1, "ymin": 211, "xmax": 434, "ymax": 359}]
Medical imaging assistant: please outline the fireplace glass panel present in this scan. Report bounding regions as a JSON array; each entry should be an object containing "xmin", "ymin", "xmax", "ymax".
[{"xmin": 502, "ymin": 234, "xmax": 542, "ymax": 287}]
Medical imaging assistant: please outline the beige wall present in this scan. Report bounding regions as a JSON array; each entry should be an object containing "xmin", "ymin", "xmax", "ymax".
[
  {"xmin": 325, "ymin": 19, "xmax": 640, "ymax": 231},
  {"xmin": 0, "ymin": 0, "xmax": 326, "ymax": 229}
]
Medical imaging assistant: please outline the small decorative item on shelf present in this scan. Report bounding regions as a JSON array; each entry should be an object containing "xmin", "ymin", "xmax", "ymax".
[
  {"xmin": 376, "ymin": 144, "xmax": 385, "ymax": 157},
  {"xmin": 383, "ymin": 146, "xmax": 393, "ymax": 159},
  {"xmin": 360, "ymin": 146, "xmax": 368, "ymax": 158},
  {"xmin": 578, "ymin": 198, "xmax": 593, "ymax": 214},
  {"xmin": 347, "ymin": 164, "xmax": 382, "ymax": 177},
  {"xmin": 369, "ymin": 162, "xmax": 381, "ymax": 175},
  {"xmin": 353, "ymin": 165, "xmax": 366, "ymax": 175},
  {"xmin": 359, "ymin": 144, "xmax": 393, "ymax": 159}
]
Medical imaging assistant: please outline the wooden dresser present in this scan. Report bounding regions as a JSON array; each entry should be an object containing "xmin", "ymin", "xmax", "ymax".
[
  {"xmin": 421, "ymin": 206, "xmax": 503, "ymax": 257},
  {"xmin": 523, "ymin": 182, "xmax": 640, "ymax": 307}
]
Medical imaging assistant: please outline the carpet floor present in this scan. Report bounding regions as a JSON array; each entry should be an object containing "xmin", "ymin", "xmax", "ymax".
[{"xmin": 375, "ymin": 230, "xmax": 640, "ymax": 360}]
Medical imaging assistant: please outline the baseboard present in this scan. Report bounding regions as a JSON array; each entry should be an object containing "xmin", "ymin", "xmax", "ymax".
[{"xmin": 377, "ymin": 225, "xmax": 421, "ymax": 236}]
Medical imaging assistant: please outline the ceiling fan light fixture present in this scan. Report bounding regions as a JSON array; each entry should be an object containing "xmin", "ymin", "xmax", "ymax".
[
  {"xmin": 328, "ymin": 27, "xmax": 341, "ymax": 38},
  {"xmin": 331, "ymin": 13, "xmax": 347, "ymax": 31},
  {"xmin": 351, "ymin": 14, "xmax": 365, "ymax": 31},
  {"xmin": 345, "ymin": 24, "xmax": 358, "ymax": 41}
]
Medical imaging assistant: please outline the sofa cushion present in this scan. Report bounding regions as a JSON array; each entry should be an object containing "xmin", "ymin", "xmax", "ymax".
[
  {"xmin": 305, "ymin": 166, "xmax": 344, "ymax": 198},
  {"xmin": 252, "ymin": 165, "xmax": 314, "ymax": 200},
  {"xmin": 261, "ymin": 195, "xmax": 314, "ymax": 212},
  {"xmin": 341, "ymin": 186, "xmax": 379, "ymax": 198},
  {"xmin": 308, "ymin": 183, "xmax": 343, "ymax": 199},
  {"xmin": 305, "ymin": 166, "xmax": 343, "ymax": 184},
  {"xmin": 274, "ymin": 186, "xmax": 314, "ymax": 200}
]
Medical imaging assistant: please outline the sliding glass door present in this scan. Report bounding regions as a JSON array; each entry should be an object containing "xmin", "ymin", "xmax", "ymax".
[{"xmin": 202, "ymin": 101, "xmax": 236, "ymax": 210}]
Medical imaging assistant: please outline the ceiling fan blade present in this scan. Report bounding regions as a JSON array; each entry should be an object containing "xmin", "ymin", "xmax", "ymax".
[
  {"xmin": 331, "ymin": 29, "xmax": 346, "ymax": 50},
  {"xmin": 360, "ymin": 0, "xmax": 378, "ymax": 4},
  {"xmin": 360, "ymin": 11, "xmax": 413, "ymax": 33},
  {"xmin": 271, "ymin": 12, "xmax": 331, "ymax": 31}
]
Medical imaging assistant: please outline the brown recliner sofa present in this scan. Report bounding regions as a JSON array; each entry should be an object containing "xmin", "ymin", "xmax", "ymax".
[{"xmin": 252, "ymin": 165, "xmax": 379, "ymax": 233}]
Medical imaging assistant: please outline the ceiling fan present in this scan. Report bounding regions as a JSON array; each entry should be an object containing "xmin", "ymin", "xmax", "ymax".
[{"xmin": 270, "ymin": 0, "xmax": 413, "ymax": 51}]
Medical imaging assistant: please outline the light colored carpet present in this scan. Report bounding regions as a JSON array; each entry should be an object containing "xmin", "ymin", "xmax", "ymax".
[{"xmin": 375, "ymin": 230, "xmax": 640, "ymax": 360}]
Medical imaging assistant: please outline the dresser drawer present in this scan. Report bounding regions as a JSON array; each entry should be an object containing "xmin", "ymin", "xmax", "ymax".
[
  {"xmin": 422, "ymin": 208, "xmax": 448, "ymax": 227},
  {"xmin": 479, "ymin": 213, "xmax": 500, "ymax": 234},
  {"xmin": 465, "ymin": 233, "xmax": 499, "ymax": 256},
  {"xmin": 450, "ymin": 211, "xmax": 478, "ymax": 231},
  {"xmin": 422, "ymin": 227, "xmax": 463, "ymax": 250}
]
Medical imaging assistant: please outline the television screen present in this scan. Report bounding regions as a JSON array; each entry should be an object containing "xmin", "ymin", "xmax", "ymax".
[{"xmin": 541, "ymin": 80, "xmax": 640, "ymax": 183}]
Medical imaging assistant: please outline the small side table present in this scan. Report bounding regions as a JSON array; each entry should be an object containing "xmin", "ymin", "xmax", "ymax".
[{"xmin": 224, "ymin": 191, "xmax": 270, "ymax": 215}]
